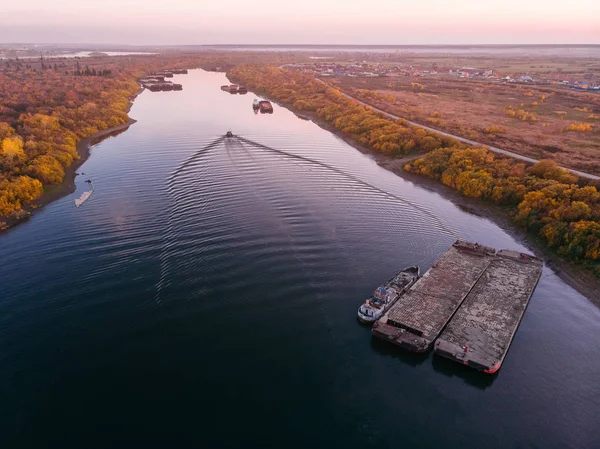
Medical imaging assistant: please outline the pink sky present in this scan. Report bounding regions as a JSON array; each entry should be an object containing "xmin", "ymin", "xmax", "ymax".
[{"xmin": 1, "ymin": 0, "xmax": 599, "ymax": 44}]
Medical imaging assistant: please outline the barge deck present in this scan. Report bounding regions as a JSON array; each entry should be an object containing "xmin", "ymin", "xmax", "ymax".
[
  {"xmin": 372, "ymin": 241, "xmax": 495, "ymax": 352},
  {"xmin": 434, "ymin": 250, "xmax": 543, "ymax": 373}
]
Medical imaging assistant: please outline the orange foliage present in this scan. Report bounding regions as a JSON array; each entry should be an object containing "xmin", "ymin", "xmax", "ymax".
[
  {"xmin": 485, "ymin": 125, "xmax": 504, "ymax": 134},
  {"xmin": 505, "ymin": 105, "xmax": 537, "ymax": 121},
  {"xmin": 565, "ymin": 123, "xmax": 594, "ymax": 132}
]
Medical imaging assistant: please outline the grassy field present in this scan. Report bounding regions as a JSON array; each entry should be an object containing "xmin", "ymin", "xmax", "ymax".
[{"xmin": 332, "ymin": 75, "xmax": 600, "ymax": 175}]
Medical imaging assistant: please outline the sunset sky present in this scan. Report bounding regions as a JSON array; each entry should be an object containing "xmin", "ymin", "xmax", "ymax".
[{"xmin": 1, "ymin": 0, "xmax": 599, "ymax": 45}]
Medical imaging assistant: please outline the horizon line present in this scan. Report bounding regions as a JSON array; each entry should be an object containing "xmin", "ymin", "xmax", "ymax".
[{"xmin": 2, "ymin": 43, "xmax": 600, "ymax": 48}]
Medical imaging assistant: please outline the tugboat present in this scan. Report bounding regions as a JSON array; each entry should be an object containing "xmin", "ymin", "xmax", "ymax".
[{"xmin": 357, "ymin": 266, "xmax": 420, "ymax": 324}]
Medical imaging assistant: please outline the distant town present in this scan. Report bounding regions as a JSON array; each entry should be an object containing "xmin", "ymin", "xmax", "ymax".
[{"xmin": 283, "ymin": 61, "xmax": 600, "ymax": 91}]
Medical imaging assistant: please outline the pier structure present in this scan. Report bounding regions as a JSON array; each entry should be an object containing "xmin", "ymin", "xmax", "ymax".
[
  {"xmin": 434, "ymin": 250, "xmax": 543, "ymax": 373},
  {"xmin": 372, "ymin": 241, "xmax": 495, "ymax": 352}
]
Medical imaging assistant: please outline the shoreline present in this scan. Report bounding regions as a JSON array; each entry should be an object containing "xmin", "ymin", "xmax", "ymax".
[
  {"xmin": 0, "ymin": 118, "xmax": 137, "ymax": 233},
  {"xmin": 1, "ymin": 85, "xmax": 144, "ymax": 233},
  {"xmin": 243, "ymin": 85, "xmax": 600, "ymax": 305},
  {"xmin": 324, "ymin": 117, "xmax": 600, "ymax": 305}
]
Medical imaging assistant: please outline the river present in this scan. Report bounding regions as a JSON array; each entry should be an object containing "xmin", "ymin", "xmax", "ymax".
[{"xmin": 1, "ymin": 69, "xmax": 599, "ymax": 448}]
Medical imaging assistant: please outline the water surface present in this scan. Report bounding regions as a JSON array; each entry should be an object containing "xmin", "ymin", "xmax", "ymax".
[{"xmin": 1, "ymin": 70, "xmax": 598, "ymax": 448}]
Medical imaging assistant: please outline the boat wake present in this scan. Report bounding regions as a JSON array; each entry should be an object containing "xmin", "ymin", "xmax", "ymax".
[
  {"xmin": 234, "ymin": 136, "xmax": 459, "ymax": 240},
  {"xmin": 155, "ymin": 133, "xmax": 460, "ymax": 303}
]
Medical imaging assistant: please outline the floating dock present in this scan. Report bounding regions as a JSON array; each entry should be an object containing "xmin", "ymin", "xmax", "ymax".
[
  {"xmin": 434, "ymin": 250, "xmax": 542, "ymax": 373},
  {"xmin": 372, "ymin": 241, "xmax": 495, "ymax": 352}
]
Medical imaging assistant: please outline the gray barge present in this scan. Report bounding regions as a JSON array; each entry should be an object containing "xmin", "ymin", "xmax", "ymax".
[
  {"xmin": 434, "ymin": 250, "xmax": 543, "ymax": 373},
  {"xmin": 372, "ymin": 241, "xmax": 495, "ymax": 352}
]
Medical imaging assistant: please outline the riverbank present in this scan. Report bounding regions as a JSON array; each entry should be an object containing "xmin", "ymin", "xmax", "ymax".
[
  {"xmin": 246, "ymin": 85, "xmax": 600, "ymax": 306},
  {"xmin": 0, "ymin": 117, "xmax": 137, "ymax": 233}
]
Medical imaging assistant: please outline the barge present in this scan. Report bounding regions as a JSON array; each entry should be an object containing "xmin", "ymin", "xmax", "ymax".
[
  {"xmin": 144, "ymin": 82, "xmax": 182, "ymax": 92},
  {"xmin": 372, "ymin": 241, "xmax": 495, "ymax": 352},
  {"xmin": 434, "ymin": 250, "xmax": 542, "ymax": 373},
  {"xmin": 357, "ymin": 266, "xmax": 420, "ymax": 324},
  {"xmin": 221, "ymin": 84, "xmax": 239, "ymax": 93},
  {"xmin": 258, "ymin": 100, "xmax": 274, "ymax": 113}
]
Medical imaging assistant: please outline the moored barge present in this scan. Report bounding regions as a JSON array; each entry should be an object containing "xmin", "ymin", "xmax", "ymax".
[
  {"xmin": 144, "ymin": 82, "xmax": 182, "ymax": 92},
  {"xmin": 258, "ymin": 100, "xmax": 273, "ymax": 113},
  {"xmin": 221, "ymin": 84, "xmax": 239, "ymax": 93},
  {"xmin": 434, "ymin": 250, "xmax": 543, "ymax": 373},
  {"xmin": 372, "ymin": 241, "xmax": 495, "ymax": 352}
]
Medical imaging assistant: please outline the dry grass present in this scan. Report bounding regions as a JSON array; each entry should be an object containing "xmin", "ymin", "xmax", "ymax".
[{"xmin": 333, "ymin": 76, "xmax": 600, "ymax": 175}]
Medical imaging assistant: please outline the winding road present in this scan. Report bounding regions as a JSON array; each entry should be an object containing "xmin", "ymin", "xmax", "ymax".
[{"xmin": 328, "ymin": 83, "xmax": 600, "ymax": 181}]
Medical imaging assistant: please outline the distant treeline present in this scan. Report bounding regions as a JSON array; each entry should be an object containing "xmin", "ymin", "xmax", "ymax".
[{"xmin": 72, "ymin": 68, "xmax": 113, "ymax": 77}]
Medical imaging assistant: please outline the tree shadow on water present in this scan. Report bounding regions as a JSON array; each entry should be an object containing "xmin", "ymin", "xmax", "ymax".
[
  {"xmin": 431, "ymin": 354, "xmax": 498, "ymax": 390},
  {"xmin": 369, "ymin": 336, "xmax": 429, "ymax": 368}
]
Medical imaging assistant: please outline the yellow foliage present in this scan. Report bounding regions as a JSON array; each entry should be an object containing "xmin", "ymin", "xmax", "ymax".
[
  {"xmin": 1, "ymin": 136, "xmax": 25, "ymax": 159},
  {"xmin": 485, "ymin": 125, "xmax": 504, "ymax": 134},
  {"xmin": 565, "ymin": 123, "xmax": 593, "ymax": 132},
  {"xmin": 505, "ymin": 105, "xmax": 537, "ymax": 121},
  {"xmin": 1, "ymin": 136, "xmax": 27, "ymax": 170},
  {"xmin": 0, "ymin": 175, "xmax": 43, "ymax": 215},
  {"xmin": 26, "ymin": 155, "xmax": 65, "ymax": 184},
  {"xmin": 405, "ymin": 149, "xmax": 600, "ymax": 263}
]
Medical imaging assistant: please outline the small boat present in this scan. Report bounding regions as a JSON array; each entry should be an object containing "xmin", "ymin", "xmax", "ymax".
[
  {"xmin": 238, "ymin": 86, "xmax": 248, "ymax": 94},
  {"xmin": 357, "ymin": 266, "xmax": 420, "ymax": 324},
  {"xmin": 253, "ymin": 99, "xmax": 260, "ymax": 110},
  {"xmin": 74, "ymin": 191, "xmax": 92, "ymax": 207},
  {"xmin": 258, "ymin": 100, "xmax": 273, "ymax": 113},
  {"xmin": 75, "ymin": 180, "xmax": 94, "ymax": 208},
  {"xmin": 226, "ymin": 131, "xmax": 234, "ymax": 138}
]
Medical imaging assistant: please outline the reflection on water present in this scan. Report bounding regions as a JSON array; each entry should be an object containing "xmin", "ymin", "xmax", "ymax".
[{"xmin": 0, "ymin": 69, "xmax": 599, "ymax": 448}]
